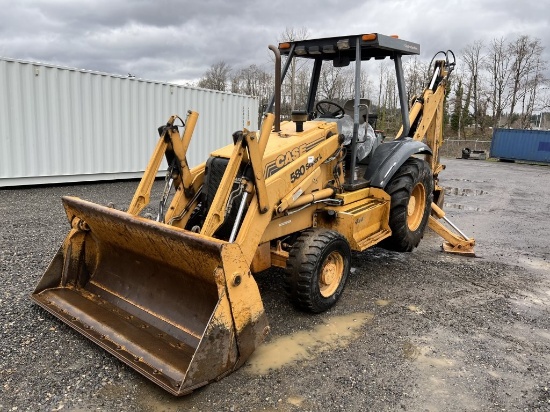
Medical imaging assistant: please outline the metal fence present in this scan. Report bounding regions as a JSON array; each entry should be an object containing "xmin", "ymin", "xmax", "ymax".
[{"xmin": 440, "ymin": 139, "xmax": 492, "ymax": 158}]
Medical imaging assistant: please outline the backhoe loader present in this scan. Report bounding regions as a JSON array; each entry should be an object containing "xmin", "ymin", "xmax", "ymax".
[{"xmin": 32, "ymin": 33, "xmax": 475, "ymax": 395}]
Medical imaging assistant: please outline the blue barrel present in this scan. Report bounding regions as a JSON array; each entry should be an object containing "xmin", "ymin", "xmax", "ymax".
[{"xmin": 491, "ymin": 128, "xmax": 550, "ymax": 163}]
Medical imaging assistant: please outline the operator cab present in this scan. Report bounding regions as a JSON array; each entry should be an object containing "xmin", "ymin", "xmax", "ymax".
[{"xmin": 270, "ymin": 33, "xmax": 420, "ymax": 190}]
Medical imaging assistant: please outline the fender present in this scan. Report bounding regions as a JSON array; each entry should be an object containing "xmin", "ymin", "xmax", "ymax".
[{"xmin": 364, "ymin": 139, "xmax": 432, "ymax": 188}]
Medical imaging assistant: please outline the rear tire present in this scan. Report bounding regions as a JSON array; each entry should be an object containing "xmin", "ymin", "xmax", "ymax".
[
  {"xmin": 285, "ymin": 229, "xmax": 351, "ymax": 313},
  {"xmin": 381, "ymin": 158, "xmax": 433, "ymax": 252}
]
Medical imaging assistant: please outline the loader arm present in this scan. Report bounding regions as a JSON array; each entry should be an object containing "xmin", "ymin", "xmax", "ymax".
[
  {"xmin": 199, "ymin": 114, "xmax": 274, "ymax": 238},
  {"xmin": 163, "ymin": 164, "xmax": 206, "ymax": 228},
  {"xmin": 200, "ymin": 133, "xmax": 247, "ymax": 237},
  {"xmin": 127, "ymin": 114, "xmax": 177, "ymax": 216},
  {"xmin": 167, "ymin": 110, "xmax": 199, "ymax": 198},
  {"xmin": 128, "ymin": 111, "xmax": 199, "ymax": 217}
]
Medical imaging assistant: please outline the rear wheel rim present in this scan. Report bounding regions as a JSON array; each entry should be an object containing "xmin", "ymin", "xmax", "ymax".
[
  {"xmin": 319, "ymin": 251, "xmax": 344, "ymax": 298},
  {"xmin": 407, "ymin": 182, "xmax": 426, "ymax": 231}
]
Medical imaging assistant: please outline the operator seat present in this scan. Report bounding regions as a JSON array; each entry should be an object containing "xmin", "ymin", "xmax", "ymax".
[
  {"xmin": 341, "ymin": 99, "xmax": 379, "ymax": 165},
  {"xmin": 313, "ymin": 99, "xmax": 379, "ymax": 165}
]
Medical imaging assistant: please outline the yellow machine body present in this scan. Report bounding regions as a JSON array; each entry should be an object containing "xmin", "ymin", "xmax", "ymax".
[{"xmin": 32, "ymin": 34, "xmax": 474, "ymax": 395}]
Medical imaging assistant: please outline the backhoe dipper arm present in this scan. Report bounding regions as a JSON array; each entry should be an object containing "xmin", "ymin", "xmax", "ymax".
[
  {"xmin": 401, "ymin": 52, "xmax": 455, "ymax": 176},
  {"xmin": 398, "ymin": 52, "xmax": 474, "ymax": 255}
]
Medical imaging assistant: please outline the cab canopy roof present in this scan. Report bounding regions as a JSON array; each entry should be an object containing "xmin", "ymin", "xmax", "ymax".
[{"xmin": 278, "ymin": 33, "xmax": 420, "ymax": 63}]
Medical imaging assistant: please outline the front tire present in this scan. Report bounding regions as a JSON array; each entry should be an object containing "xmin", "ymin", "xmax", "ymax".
[
  {"xmin": 382, "ymin": 158, "xmax": 433, "ymax": 252},
  {"xmin": 285, "ymin": 229, "xmax": 351, "ymax": 313}
]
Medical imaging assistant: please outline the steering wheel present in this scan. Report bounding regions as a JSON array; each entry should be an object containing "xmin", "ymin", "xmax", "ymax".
[{"xmin": 315, "ymin": 100, "xmax": 345, "ymax": 118}]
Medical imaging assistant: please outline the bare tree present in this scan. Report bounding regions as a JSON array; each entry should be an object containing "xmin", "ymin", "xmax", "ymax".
[
  {"xmin": 375, "ymin": 61, "xmax": 402, "ymax": 133},
  {"xmin": 197, "ymin": 61, "xmax": 232, "ymax": 91},
  {"xmin": 359, "ymin": 67, "xmax": 374, "ymax": 99},
  {"xmin": 462, "ymin": 41, "xmax": 485, "ymax": 131},
  {"xmin": 539, "ymin": 86, "xmax": 550, "ymax": 112},
  {"xmin": 461, "ymin": 71, "xmax": 473, "ymax": 132},
  {"xmin": 519, "ymin": 51, "xmax": 545, "ymax": 128},
  {"xmin": 507, "ymin": 35, "xmax": 544, "ymax": 127},
  {"xmin": 279, "ymin": 27, "xmax": 310, "ymax": 110},
  {"xmin": 196, "ymin": 34, "xmax": 548, "ymax": 135},
  {"xmin": 317, "ymin": 65, "xmax": 348, "ymax": 102},
  {"xmin": 404, "ymin": 56, "xmax": 427, "ymax": 104},
  {"xmin": 486, "ymin": 38, "xmax": 512, "ymax": 128},
  {"xmin": 231, "ymin": 64, "xmax": 273, "ymax": 111},
  {"xmin": 291, "ymin": 68, "xmax": 312, "ymax": 112},
  {"xmin": 450, "ymin": 73, "xmax": 465, "ymax": 136}
]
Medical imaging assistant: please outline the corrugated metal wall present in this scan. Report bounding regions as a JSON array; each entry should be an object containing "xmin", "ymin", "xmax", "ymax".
[
  {"xmin": 490, "ymin": 128, "xmax": 550, "ymax": 163},
  {"xmin": 0, "ymin": 57, "xmax": 259, "ymax": 187}
]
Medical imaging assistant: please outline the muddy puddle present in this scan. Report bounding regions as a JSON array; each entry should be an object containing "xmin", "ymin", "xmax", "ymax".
[
  {"xmin": 443, "ymin": 203, "xmax": 483, "ymax": 212},
  {"xmin": 245, "ymin": 312, "xmax": 373, "ymax": 375},
  {"xmin": 445, "ymin": 187, "xmax": 487, "ymax": 196}
]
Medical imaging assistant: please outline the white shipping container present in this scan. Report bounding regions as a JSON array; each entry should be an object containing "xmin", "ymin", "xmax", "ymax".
[{"xmin": 0, "ymin": 57, "xmax": 259, "ymax": 187}]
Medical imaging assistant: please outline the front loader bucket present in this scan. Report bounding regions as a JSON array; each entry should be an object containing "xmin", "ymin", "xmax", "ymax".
[{"xmin": 32, "ymin": 196, "xmax": 269, "ymax": 395}]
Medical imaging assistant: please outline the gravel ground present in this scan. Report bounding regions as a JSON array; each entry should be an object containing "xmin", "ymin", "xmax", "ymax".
[{"xmin": 1, "ymin": 157, "xmax": 550, "ymax": 411}]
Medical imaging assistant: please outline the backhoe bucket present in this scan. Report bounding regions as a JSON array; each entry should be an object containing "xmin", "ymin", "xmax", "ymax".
[{"xmin": 31, "ymin": 196, "xmax": 268, "ymax": 395}]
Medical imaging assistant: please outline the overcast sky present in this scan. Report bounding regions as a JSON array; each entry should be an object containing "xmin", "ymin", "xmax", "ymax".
[{"xmin": 0, "ymin": 0, "xmax": 548, "ymax": 84}]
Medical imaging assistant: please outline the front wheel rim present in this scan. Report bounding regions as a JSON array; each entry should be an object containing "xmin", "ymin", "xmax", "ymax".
[{"xmin": 319, "ymin": 251, "xmax": 344, "ymax": 297}]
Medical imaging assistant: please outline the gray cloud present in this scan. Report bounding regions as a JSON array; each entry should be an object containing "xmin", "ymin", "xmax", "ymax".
[{"xmin": 0, "ymin": 0, "xmax": 547, "ymax": 83}]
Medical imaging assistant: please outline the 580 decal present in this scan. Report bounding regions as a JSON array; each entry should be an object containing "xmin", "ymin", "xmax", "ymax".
[
  {"xmin": 290, "ymin": 165, "xmax": 306, "ymax": 183},
  {"xmin": 289, "ymin": 155, "xmax": 321, "ymax": 183}
]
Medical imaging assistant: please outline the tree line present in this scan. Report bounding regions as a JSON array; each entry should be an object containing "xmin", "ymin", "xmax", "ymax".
[
  {"xmin": 452, "ymin": 36, "xmax": 548, "ymax": 136},
  {"xmin": 194, "ymin": 30, "xmax": 548, "ymax": 137}
]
